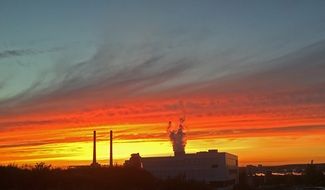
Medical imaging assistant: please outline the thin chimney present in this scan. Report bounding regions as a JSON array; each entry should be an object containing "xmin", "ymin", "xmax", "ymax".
[
  {"xmin": 92, "ymin": 130, "xmax": 97, "ymax": 165},
  {"xmin": 110, "ymin": 130, "xmax": 113, "ymax": 167}
]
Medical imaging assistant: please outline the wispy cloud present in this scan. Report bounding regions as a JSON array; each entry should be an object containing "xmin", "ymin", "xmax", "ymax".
[
  {"xmin": 189, "ymin": 124, "xmax": 325, "ymax": 139},
  {"xmin": 0, "ymin": 38, "xmax": 197, "ymax": 116},
  {"xmin": 0, "ymin": 49, "xmax": 34, "ymax": 59},
  {"xmin": 0, "ymin": 46, "xmax": 66, "ymax": 60},
  {"xmin": 1, "ymin": 39, "xmax": 325, "ymax": 128}
]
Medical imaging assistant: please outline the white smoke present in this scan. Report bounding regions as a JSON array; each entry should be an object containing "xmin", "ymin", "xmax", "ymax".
[{"xmin": 167, "ymin": 117, "xmax": 186, "ymax": 156}]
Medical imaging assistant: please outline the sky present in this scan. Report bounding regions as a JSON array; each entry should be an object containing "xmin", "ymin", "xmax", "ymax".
[{"xmin": 0, "ymin": 0, "xmax": 325, "ymax": 166}]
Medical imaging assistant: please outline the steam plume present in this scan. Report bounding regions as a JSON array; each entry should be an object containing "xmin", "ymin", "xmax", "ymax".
[{"xmin": 168, "ymin": 117, "xmax": 186, "ymax": 156}]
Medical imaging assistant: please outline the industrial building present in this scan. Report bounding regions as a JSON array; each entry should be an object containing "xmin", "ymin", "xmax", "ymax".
[
  {"xmin": 124, "ymin": 120, "xmax": 239, "ymax": 190},
  {"xmin": 87, "ymin": 121, "xmax": 238, "ymax": 190},
  {"xmin": 125, "ymin": 150, "xmax": 238, "ymax": 190}
]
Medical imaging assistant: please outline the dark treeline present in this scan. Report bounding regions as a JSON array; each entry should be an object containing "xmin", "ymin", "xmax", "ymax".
[{"xmin": 0, "ymin": 163, "xmax": 212, "ymax": 190}]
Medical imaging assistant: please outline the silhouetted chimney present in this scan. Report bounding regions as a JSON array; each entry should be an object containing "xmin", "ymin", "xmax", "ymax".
[
  {"xmin": 92, "ymin": 131, "xmax": 97, "ymax": 165},
  {"xmin": 110, "ymin": 130, "xmax": 113, "ymax": 167}
]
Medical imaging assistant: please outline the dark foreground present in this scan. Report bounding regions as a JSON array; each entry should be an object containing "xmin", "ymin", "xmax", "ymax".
[
  {"xmin": 1, "ymin": 163, "xmax": 325, "ymax": 190},
  {"xmin": 0, "ymin": 163, "xmax": 212, "ymax": 190},
  {"xmin": 238, "ymin": 163, "xmax": 325, "ymax": 190}
]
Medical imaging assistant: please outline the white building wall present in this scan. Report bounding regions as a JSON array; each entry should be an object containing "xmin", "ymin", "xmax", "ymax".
[{"xmin": 140, "ymin": 150, "xmax": 238, "ymax": 188}]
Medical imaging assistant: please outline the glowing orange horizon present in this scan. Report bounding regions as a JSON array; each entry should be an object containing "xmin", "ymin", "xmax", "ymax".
[{"xmin": 1, "ymin": 96, "xmax": 325, "ymax": 167}]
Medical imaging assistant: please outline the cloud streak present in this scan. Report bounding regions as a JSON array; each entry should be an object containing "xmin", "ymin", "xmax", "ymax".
[
  {"xmin": 0, "ymin": 49, "xmax": 33, "ymax": 59},
  {"xmin": 0, "ymin": 38, "xmax": 325, "ymax": 133},
  {"xmin": 0, "ymin": 46, "xmax": 66, "ymax": 60}
]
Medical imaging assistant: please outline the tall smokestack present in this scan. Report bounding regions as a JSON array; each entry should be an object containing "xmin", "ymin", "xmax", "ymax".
[
  {"xmin": 109, "ymin": 130, "xmax": 113, "ymax": 167},
  {"xmin": 92, "ymin": 130, "xmax": 97, "ymax": 165}
]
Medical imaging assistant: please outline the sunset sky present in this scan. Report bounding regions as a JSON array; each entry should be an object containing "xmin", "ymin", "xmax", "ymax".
[{"xmin": 1, "ymin": 0, "xmax": 325, "ymax": 167}]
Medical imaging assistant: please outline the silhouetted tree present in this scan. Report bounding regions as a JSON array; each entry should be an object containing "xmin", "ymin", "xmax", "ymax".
[{"xmin": 33, "ymin": 162, "xmax": 52, "ymax": 171}]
